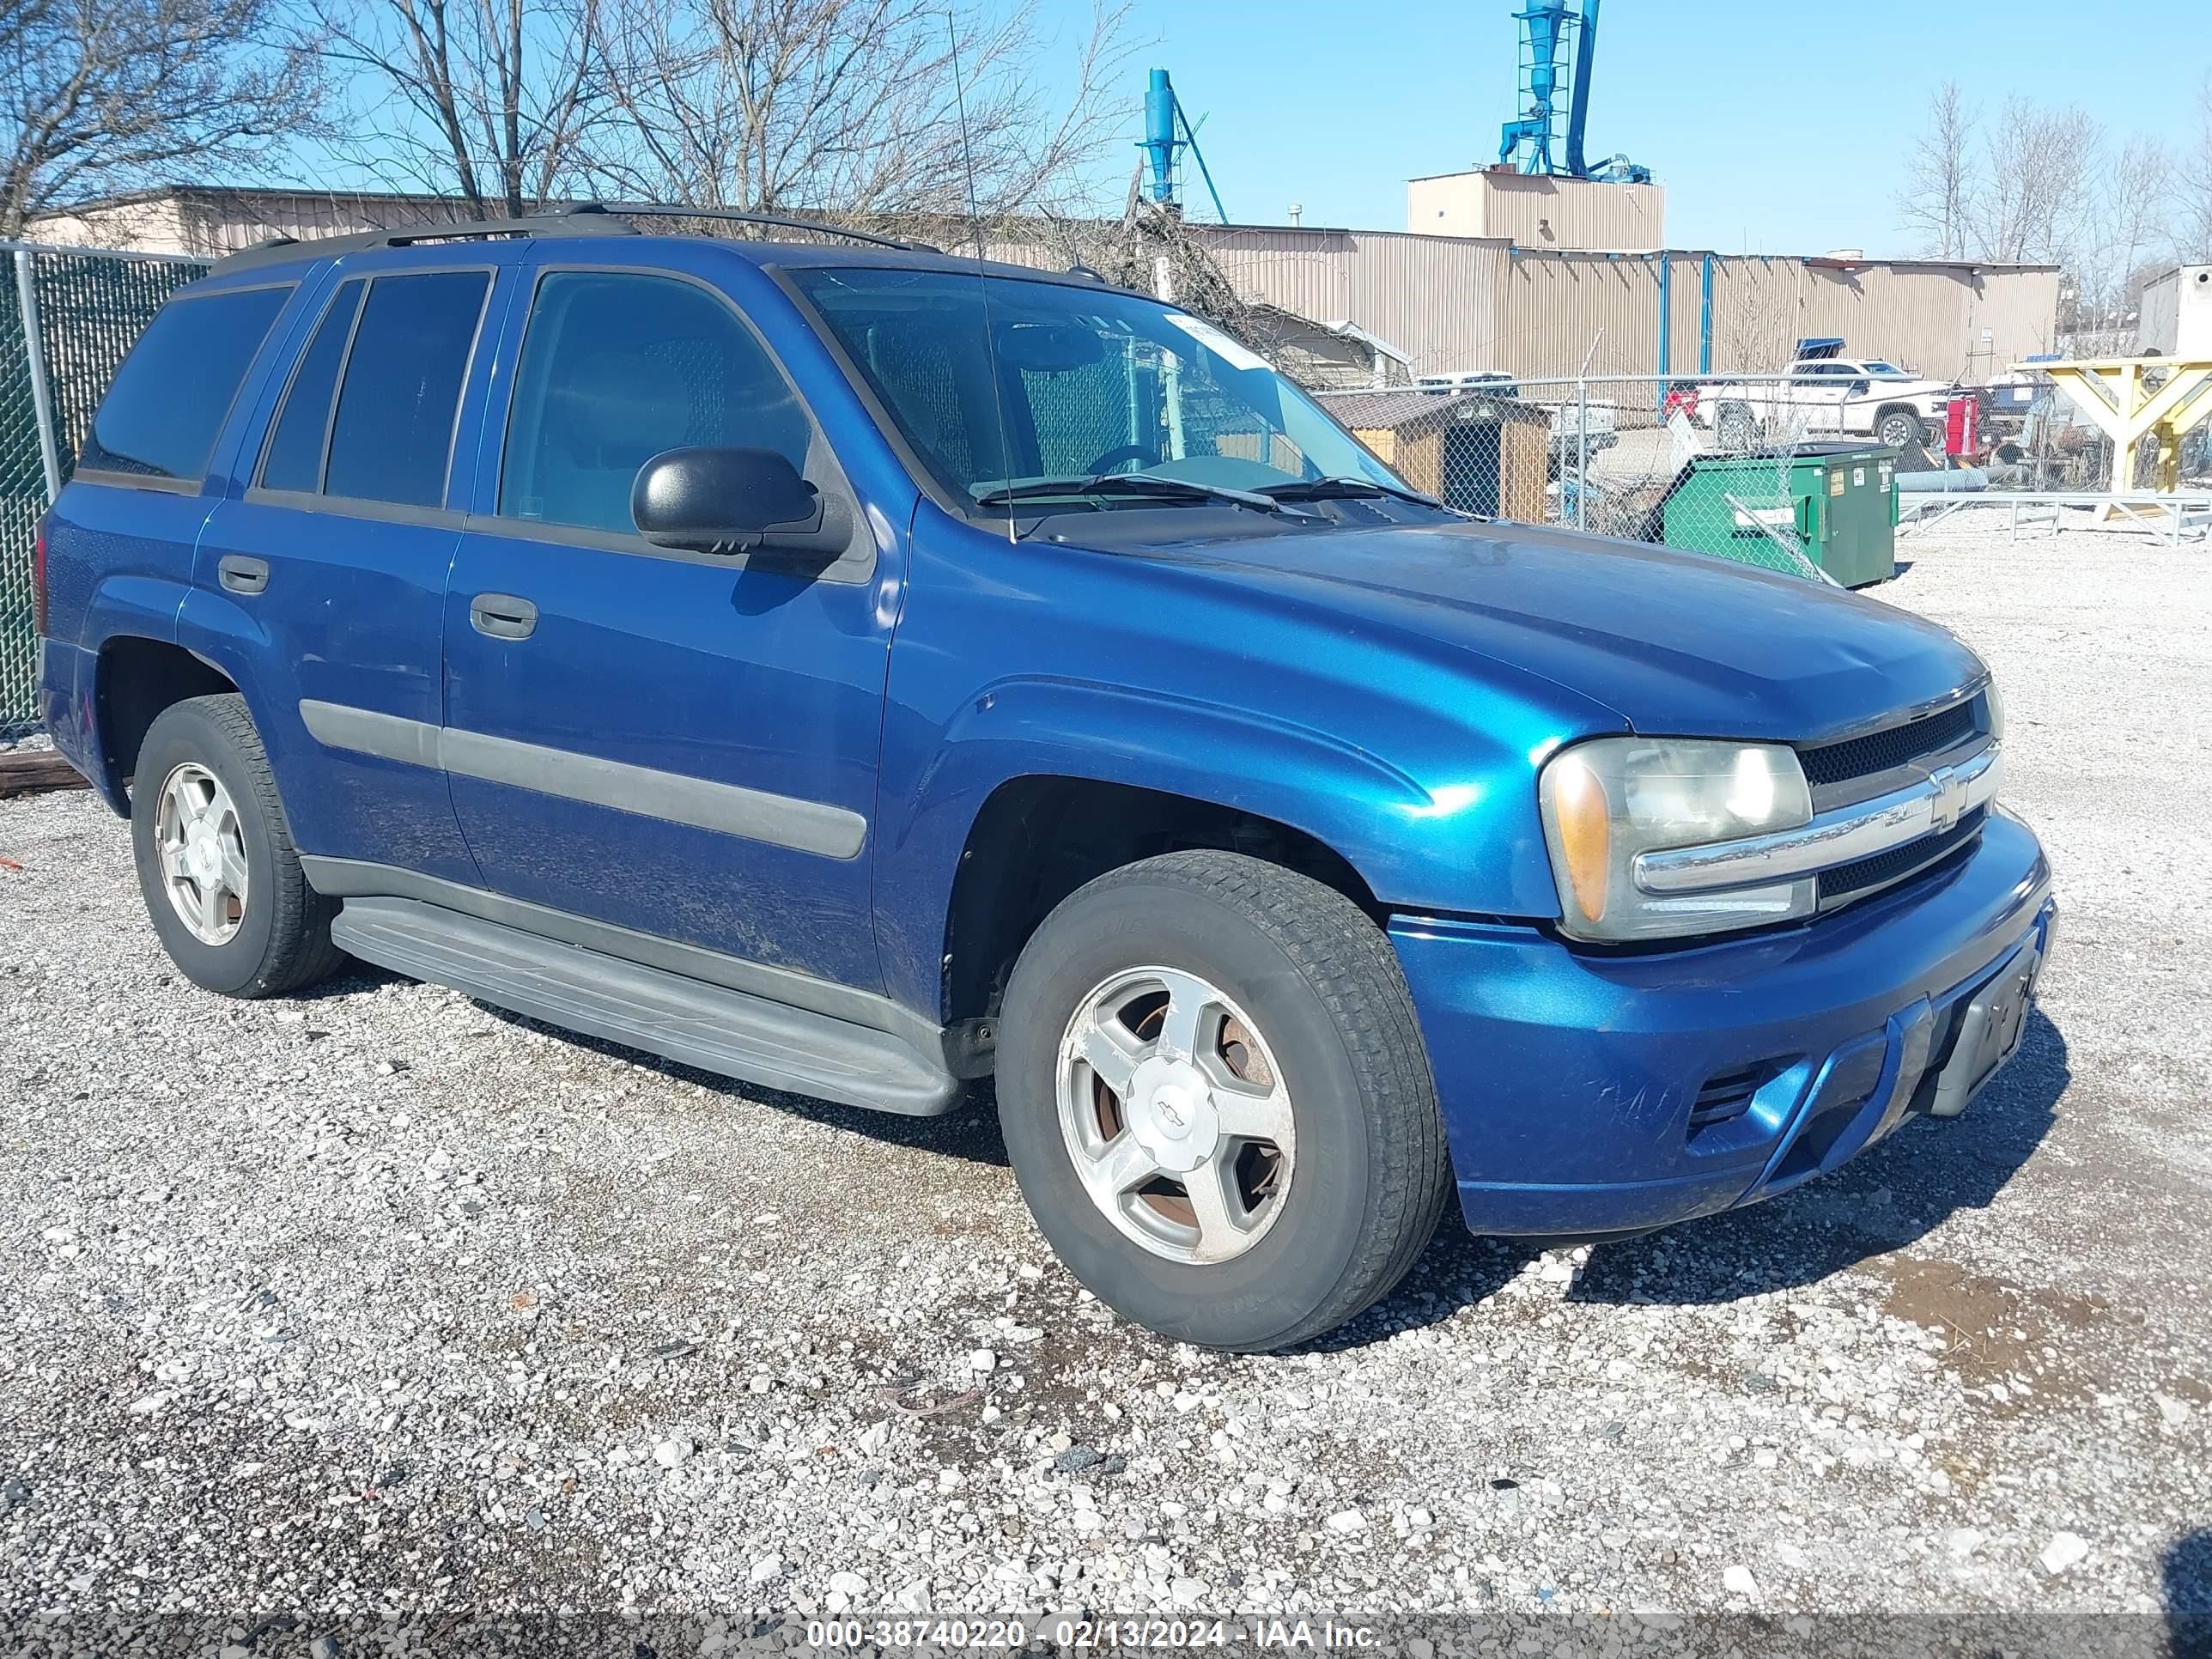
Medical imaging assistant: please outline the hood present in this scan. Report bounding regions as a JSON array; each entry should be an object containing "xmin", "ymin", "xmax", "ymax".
[{"xmin": 1101, "ymin": 516, "xmax": 1983, "ymax": 746}]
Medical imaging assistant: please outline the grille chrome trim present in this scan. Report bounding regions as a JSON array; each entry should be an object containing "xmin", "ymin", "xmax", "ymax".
[{"xmin": 1633, "ymin": 744, "xmax": 2000, "ymax": 896}]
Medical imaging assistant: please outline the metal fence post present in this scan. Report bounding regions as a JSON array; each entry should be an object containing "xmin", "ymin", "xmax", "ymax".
[
  {"xmin": 13, "ymin": 250, "xmax": 62, "ymax": 506},
  {"xmin": 1575, "ymin": 380, "xmax": 1589, "ymax": 531}
]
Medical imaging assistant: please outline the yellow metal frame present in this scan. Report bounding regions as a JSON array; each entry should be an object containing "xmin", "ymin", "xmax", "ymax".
[{"xmin": 2023, "ymin": 356, "xmax": 2212, "ymax": 497}]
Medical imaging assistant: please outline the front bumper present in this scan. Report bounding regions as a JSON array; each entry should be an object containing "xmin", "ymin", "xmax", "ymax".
[{"xmin": 1391, "ymin": 809, "xmax": 2055, "ymax": 1237}]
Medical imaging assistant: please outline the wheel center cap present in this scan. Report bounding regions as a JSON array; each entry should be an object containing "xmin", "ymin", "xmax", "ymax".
[
  {"xmin": 1125, "ymin": 1056, "xmax": 1219, "ymax": 1175},
  {"xmin": 185, "ymin": 826, "xmax": 222, "ymax": 884}
]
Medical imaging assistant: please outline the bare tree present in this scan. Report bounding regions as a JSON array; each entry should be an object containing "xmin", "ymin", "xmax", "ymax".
[
  {"xmin": 591, "ymin": 0, "xmax": 1133, "ymax": 228},
  {"xmin": 1899, "ymin": 81, "xmax": 1978, "ymax": 260},
  {"xmin": 2182, "ymin": 72, "xmax": 2212, "ymax": 261},
  {"xmin": 0, "ymin": 0, "xmax": 320, "ymax": 234},
  {"xmin": 2073, "ymin": 134, "xmax": 2173, "ymax": 347},
  {"xmin": 1960, "ymin": 96, "xmax": 2105, "ymax": 272},
  {"xmin": 305, "ymin": 0, "xmax": 608, "ymax": 218}
]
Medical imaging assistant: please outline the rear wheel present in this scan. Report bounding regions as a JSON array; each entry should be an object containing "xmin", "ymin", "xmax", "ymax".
[
  {"xmin": 1716, "ymin": 403, "xmax": 1758, "ymax": 449},
  {"xmin": 131, "ymin": 694, "xmax": 345, "ymax": 998},
  {"xmin": 996, "ymin": 851, "xmax": 1451, "ymax": 1351}
]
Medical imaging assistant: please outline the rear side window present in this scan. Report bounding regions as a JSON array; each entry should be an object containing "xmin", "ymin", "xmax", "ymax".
[
  {"xmin": 322, "ymin": 270, "xmax": 490, "ymax": 507},
  {"xmin": 79, "ymin": 285, "xmax": 290, "ymax": 483},
  {"xmin": 258, "ymin": 280, "xmax": 365, "ymax": 493}
]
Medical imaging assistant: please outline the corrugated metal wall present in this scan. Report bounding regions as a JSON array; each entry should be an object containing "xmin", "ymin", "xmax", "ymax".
[{"xmin": 1191, "ymin": 226, "xmax": 2060, "ymax": 385}]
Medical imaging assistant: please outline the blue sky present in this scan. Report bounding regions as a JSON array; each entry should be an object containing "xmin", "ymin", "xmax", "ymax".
[{"xmin": 1079, "ymin": 0, "xmax": 2209, "ymax": 253}]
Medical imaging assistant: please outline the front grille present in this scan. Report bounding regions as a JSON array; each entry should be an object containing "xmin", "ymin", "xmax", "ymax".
[
  {"xmin": 1798, "ymin": 696, "xmax": 1981, "ymax": 792},
  {"xmin": 1818, "ymin": 806, "xmax": 1985, "ymax": 908}
]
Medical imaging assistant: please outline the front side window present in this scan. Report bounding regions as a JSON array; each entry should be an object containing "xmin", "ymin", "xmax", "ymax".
[
  {"xmin": 80, "ymin": 284, "xmax": 291, "ymax": 483},
  {"xmin": 499, "ymin": 270, "xmax": 812, "ymax": 535},
  {"xmin": 322, "ymin": 270, "xmax": 490, "ymax": 507},
  {"xmin": 787, "ymin": 268, "xmax": 1407, "ymax": 513}
]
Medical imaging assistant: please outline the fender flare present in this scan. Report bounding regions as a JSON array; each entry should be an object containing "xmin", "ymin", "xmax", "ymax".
[{"xmin": 872, "ymin": 673, "xmax": 1563, "ymax": 1018}]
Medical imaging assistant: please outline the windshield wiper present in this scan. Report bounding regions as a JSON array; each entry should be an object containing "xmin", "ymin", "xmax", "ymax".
[
  {"xmin": 973, "ymin": 472, "xmax": 1301, "ymax": 516},
  {"xmin": 1257, "ymin": 475, "xmax": 1443, "ymax": 507}
]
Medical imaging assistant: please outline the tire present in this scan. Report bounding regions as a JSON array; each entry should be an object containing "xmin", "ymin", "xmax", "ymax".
[
  {"xmin": 131, "ymin": 693, "xmax": 346, "ymax": 999},
  {"xmin": 1716, "ymin": 403, "xmax": 1757, "ymax": 449},
  {"xmin": 1876, "ymin": 408, "xmax": 1926, "ymax": 450},
  {"xmin": 995, "ymin": 850, "xmax": 1451, "ymax": 1352}
]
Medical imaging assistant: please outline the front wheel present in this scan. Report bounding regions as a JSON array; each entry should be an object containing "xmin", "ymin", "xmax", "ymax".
[
  {"xmin": 995, "ymin": 851, "xmax": 1451, "ymax": 1351},
  {"xmin": 1876, "ymin": 408, "xmax": 1927, "ymax": 450}
]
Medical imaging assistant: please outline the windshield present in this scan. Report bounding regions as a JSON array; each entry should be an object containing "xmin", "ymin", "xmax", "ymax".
[{"xmin": 788, "ymin": 268, "xmax": 1408, "ymax": 513}]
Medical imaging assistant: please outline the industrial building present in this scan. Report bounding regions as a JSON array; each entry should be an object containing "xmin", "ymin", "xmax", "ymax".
[
  {"xmin": 27, "ymin": 181, "xmax": 2060, "ymax": 392},
  {"xmin": 2138, "ymin": 264, "xmax": 2212, "ymax": 358},
  {"xmin": 1407, "ymin": 167, "xmax": 1665, "ymax": 249},
  {"xmin": 1185, "ymin": 223, "xmax": 2061, "ymax": 386}
]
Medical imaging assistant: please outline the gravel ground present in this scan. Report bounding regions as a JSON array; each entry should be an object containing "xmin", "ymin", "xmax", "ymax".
[{"xmin": 3, "ymin": 524, "xmax": 2209, "ymax": 1628}]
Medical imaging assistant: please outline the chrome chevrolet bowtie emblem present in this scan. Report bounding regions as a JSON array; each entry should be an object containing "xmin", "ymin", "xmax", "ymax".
[{"xmin": 1928, "ymin": 762, "xmax": 1970, "ymax": 833}]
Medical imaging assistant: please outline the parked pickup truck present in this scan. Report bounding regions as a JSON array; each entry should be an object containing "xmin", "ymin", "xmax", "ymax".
[
  {"xmin": 36, "ymin": 209, "xmax": 2056, "ymax": 1351},
  {"xmin": 1674, "ymin": 356, "xmax": 1961, "ymax": 451},
  {"xmin": 1415, "ymin": 369, "xmax": 1620, "ymax": 464}
]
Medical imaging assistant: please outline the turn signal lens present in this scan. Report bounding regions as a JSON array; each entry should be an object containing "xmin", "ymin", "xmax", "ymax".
[
  {"xmin": 1547, "ymin": 750, "xmax": 1611, "ymax": 923},
  {"xmin": 1539, "ymin": 736, "xmax": 1815, "ymax": 943}
]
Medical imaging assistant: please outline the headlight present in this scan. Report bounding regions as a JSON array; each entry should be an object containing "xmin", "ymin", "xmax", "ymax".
[
  {"xmin": 1538, "ymin": 737, "xmax": 1815, "ymax": 942},
  {"xmin": 1982, "ymin": 678, "xmax": 2004, "ymax": 745}
]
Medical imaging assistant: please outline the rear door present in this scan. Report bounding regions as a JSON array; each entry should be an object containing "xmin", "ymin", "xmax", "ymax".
[
  {"xmin": 1787, "ymin": 362, "xmax": 1851, "ymax": 434},
  {"xmin": 438, "ymin": 249, "xmax": 896, "ymax": 989},
  {"xmin": 44, "ymin": 279, "xmax": 294, "ymax": 736},
  {"xmin": 192, "ymin": 248, "xmax": 522, "ymax": 884}
]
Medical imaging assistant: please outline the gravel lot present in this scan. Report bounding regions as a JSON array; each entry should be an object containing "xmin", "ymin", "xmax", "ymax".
[{"xmin": 3, "ymin": 523, "xmax": 2209, "ymax": 1628}]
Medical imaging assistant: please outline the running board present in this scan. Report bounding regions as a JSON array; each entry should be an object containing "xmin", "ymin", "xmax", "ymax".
[{"xmin": 330, "ymin": 896, "xmax": 962, "ymax": 1115}]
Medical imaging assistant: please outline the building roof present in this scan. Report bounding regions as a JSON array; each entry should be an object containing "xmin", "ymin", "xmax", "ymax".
[{"xmin": 1316, "ymin": 388, "xmax": 1547, "ymax": 430}]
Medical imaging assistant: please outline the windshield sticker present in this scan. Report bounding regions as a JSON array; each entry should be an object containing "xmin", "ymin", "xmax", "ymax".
[{"xmin": 1164, "ymin": 313, "xmax": 1271, "ymax": 374}]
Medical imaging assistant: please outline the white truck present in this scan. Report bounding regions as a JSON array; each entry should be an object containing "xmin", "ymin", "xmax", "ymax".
[
  {"xmin": 1414, "ymin": 370, "xmax": 1619, "ymax": 465},
  {"xmin": 1674, "ymin": 347, "xmax": 1961, "ymax": 452}
]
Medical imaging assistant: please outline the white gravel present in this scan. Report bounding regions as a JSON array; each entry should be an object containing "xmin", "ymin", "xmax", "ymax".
[{"xmin": 2, "ymin": 525, "xmax": 2208, "ymax": 1624}]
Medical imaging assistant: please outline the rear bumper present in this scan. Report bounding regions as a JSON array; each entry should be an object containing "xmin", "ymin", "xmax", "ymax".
[
  {"xmin": 1390, "ymin": 810, "xmax": 2055, "ymax": 1237},
  {"xmin": 35, "ymin": 636, "xmax": 114, "ymax": 807}
]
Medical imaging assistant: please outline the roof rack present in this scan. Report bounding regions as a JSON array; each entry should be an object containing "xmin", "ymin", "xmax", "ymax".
[
  {"xmin": 210, "ymin": 204, "xmax": 634, "ymax": 273},
  {"xmin": 599, "ymin": 203, "xmax": 936, "ymax": 252},
  {"xmin": 210, "ymin": 198, "xmax": 935, "ymax": 274}
]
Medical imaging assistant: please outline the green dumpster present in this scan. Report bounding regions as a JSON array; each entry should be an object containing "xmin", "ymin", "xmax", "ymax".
[{"xmin": 1649, "ymin": 443, "xmax": 1898, "ymax": 587}]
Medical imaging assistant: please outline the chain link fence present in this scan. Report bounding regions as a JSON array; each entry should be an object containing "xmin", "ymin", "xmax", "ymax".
[
  {"xmin": 1315, "ymin": 374, "xmax": 1922, "ymax": 586},
  {"xmin": 1, "ymin": 243, "xmax": 208, "ymax": 744}
]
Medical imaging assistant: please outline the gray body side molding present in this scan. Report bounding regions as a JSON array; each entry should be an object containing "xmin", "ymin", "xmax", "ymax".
[{"xmin": 297, "ymin": 699, "xmax": 866, "ymax": 859}]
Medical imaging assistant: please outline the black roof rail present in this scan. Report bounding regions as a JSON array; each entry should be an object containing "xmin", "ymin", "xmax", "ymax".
[
  {"xmin": 206, "ymin": 198, "xmax": 939, "ymax": 276},
  {"xmin": 209, "ymin": 208, "xmax": 637, "ymax": 274},
  {"xmin": 603, "ymin": 203, "xmax": 938, "ymax": 252}
]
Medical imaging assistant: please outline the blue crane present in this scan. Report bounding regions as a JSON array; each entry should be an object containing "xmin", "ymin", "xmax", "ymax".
[{"xmin": 1496, "ymin": 0, "xmax": 1651, "ymax": 184}]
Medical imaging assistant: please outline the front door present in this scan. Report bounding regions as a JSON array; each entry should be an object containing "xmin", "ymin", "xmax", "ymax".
[{"xmin": 440, "ymin": 256, "xmax": 894, "ymax": 990}]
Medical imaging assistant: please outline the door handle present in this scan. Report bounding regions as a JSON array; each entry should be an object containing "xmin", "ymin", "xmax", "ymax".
[
  {"xmin": 470, "ymin": 592, "xmax": 538, "ymax": 640},
  {"xmin": 218, "ymin": 555, "xmax": 269, "ymax": 596}
]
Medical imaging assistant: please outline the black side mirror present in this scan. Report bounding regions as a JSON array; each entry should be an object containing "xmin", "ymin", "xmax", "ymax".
[{"xmin": 631, "ymin": 447, "xmax": 819, "ymax": 551}]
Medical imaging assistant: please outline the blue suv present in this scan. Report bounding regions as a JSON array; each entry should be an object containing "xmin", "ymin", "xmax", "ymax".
[{"xmin": 35, "ymin": 208, "xmax": 2056, "ymax": 1350}]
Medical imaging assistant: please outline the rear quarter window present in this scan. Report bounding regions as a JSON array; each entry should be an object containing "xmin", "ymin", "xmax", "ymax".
[{"xmin": 78, "ymin": 284, "xmax": 292, "ymax": 483}]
